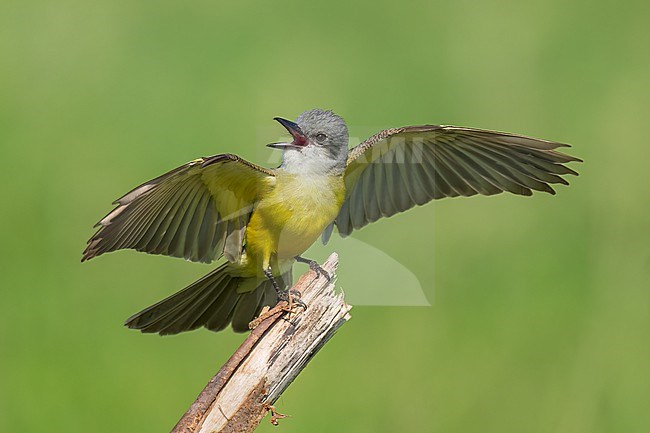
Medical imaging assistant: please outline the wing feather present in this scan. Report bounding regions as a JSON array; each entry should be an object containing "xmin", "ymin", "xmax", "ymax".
[
  {"xmin": 185, "ymin": 188, "xmax": 210, "ymax": 261},
  {"xmin": 83, "ymin": 155, "xmax": 274, "ymax": 263},
  {"xmin": 375, "ymin": 157, "xmax": 397, "ymax": 217},
  {"xmin": 331, "ymin": 125, "xmax": 580, "ymax": 237}
]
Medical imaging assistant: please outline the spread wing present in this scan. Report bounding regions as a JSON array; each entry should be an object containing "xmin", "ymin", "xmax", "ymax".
[
  {"xmin": 82, "ymin": 154, "xmax": 275, "ymax": 263},
  {"xmin": 327, "ymin": 125, "xmax": 581, "ymax": 240}
]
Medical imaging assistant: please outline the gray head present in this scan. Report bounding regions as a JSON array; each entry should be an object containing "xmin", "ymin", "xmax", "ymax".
[{"xmin": 268, "ymin": 109, "xmax": 349, "ymax": 175}]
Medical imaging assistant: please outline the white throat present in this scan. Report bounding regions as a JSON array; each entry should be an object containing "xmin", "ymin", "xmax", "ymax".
[{"xmin": 280, "ymin": 146, "xmax": 347, "ymax": 176}]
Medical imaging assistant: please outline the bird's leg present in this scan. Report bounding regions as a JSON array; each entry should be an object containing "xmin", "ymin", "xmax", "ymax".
[
  {"xmin": 294, "ymin": 256, "xmax": 331, "ymax": 281},
  {"xmin": 263, "ymin": 267, "xmax": 306, "ymax": 311},
  {"xmin": 248, "ymin": 266, "xmax": 312, "ymax": 330},
  {"xmin": 263, "ymin": 267, "xmax": 283, "ymax": 297}
]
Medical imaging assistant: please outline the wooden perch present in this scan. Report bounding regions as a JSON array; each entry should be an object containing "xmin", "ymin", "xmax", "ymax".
[{"xmin": 171, "ymin": 253, "xmax": 351, "ymax": 433}]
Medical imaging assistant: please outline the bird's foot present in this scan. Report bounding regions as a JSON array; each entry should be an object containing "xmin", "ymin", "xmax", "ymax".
[
  {"xmin": 295, "ymin": 256, "xmax": 331, "ymax": 281},
  {"xmin": 277, "ymin": 289, "xmax": 307, "ymax": 312},
  {"xmin": 248, "ymin": 291, "xmax": 306, "ymax": 330},
  {"xmin": 264, "ymin": 267, "xmax": 302, "ymax": 308}
]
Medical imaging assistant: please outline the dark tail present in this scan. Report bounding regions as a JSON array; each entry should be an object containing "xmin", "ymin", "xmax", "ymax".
[{"xmin": 125, "ymin": 263, "xmax": 292, "ymax": 335}]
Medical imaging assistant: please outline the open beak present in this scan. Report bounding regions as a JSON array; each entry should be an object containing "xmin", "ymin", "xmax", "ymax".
[{"xmin": 267, "ymin": 117, "xmax": 308, "ymax": 149}]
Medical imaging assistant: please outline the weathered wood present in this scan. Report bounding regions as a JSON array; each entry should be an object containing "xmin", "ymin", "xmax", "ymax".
[{"xmin": 171, "ymin": 253, "xmax": 351, "ymax": 433}]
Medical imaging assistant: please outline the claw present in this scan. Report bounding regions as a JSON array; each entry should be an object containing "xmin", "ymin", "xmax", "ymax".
[
  {"xmin": 277, "ymin": 288, "xmax": 307, "ymax": 311},
  {"xmin": 248, "ymin": 292, "xmax": 306, "ymax": 330},
  {"xmin": 292, "ymin": 297, "xmax": 307, "ymax": 311}
]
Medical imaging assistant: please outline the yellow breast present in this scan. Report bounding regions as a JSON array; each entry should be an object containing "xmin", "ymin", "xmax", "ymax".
[{"xmin": 245, "ymin": 172, "xmax": 345, "ymax": 271}]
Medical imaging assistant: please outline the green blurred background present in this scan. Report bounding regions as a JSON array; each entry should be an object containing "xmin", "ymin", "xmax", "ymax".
[{"xmin": 1, "ymin": 0, "xmax": 649, "ymax": 432}]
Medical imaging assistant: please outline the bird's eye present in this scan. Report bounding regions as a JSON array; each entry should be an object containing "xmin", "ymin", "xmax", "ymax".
[{"xmin": 315, "ymin": 133, "xmax": 327, "ymax": 143}]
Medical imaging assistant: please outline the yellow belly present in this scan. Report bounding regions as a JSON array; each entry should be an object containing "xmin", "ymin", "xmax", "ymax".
[{"xmin": 243, "ymin": 173, "xmax": 344, "ymax": 274}]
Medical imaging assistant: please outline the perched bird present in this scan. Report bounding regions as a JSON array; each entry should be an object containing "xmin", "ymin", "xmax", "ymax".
[{"xmin": 83, "ymin": 109, "xmax": 580, "ymax": 335}]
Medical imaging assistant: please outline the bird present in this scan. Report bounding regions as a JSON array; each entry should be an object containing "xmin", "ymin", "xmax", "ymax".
[{"xmin": 82, "ymin": 108, "xmax": 580, "ymax": 335}]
